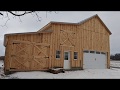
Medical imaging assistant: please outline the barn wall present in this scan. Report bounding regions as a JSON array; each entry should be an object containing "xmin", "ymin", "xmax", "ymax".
[
  {"xmin": 51, "ymin": 23, "xmax": 81, "ymax": 68},
  {"xmin": 4, "ymin": 32, "xmax": 51, "ymax": 71},
  {"xmin": 78, "ymin": 17, "xmax": 110, "ymax": 68},
  {"xmin": 4, "ymin": 16, "xmax": 111, "ymax": 71},
  {"xmin": 50, "ymin": 16, "xmax": 110, "ymax": 68}
]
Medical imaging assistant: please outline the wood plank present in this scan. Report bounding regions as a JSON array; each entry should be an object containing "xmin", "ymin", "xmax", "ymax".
[
  {"xmin": 78, "ymin": 25, "xmax": 81, "ymax": 67},
  {"xmin": 52, "ymin": 24, "xmax": 55, "ymax": 67},
  {"xmin": 40, "ymin": 30, "xmax": 53, "ymax": 33},
  {"xmin": 14, "ymin": 58, "xmax": 28, "ymax": 68},
  {"xmin": 49, "ymin": 33, "xmax": 52, "ymax": 68},
  {"xmin": 60, "ymin": 29, "xmax": 75, "ymax": 34},
  {"xmin": 9, "ymin": 69, "xmax": 48, "ymax": 71},
  {"xmin": 12, "ymin": 40, "xmax": 50, "ymax": 46}
]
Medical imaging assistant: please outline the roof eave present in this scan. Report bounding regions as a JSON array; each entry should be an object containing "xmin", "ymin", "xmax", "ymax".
[
  {"xmin": 96, "ymin": 15, "xmax": 112, "ymax": 35},
  {"xmin": 37, "ymin": 22, "xmax": 52, "ymax": 32}
]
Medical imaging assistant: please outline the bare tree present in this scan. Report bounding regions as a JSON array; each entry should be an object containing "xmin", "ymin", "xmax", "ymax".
[
  {"xmin": 0, "ymin": 11, "xmax": 35, "ymax": 16},
  {"xmin": 0, "ymin": 11, "xmax": 57, "ymax": 27}
]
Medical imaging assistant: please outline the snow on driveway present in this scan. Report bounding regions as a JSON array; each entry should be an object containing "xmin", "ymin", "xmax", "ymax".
[
  {"xmin": 7, "ymin": 68, "xmax": 120, "ymax": 79},
  {"xmin": 1, "ymin": 60, "xmax": 120, "ymax": 79}
]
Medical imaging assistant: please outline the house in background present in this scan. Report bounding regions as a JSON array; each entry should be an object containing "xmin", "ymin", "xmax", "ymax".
[{"xmin": 3, "ymin": 14, "xmax": 112, "ymax": 74}]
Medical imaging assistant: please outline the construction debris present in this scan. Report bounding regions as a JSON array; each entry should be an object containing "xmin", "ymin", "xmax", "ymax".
[{"xmin": 49, "ymin": 68, "xmax": 65, "ymax": 74}]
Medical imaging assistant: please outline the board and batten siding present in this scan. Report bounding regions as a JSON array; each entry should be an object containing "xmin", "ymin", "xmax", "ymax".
[
  {"xmin": 4, "ymin": 32, "xmax": 51, "ymax": 71},
  {"xmin": 4, "ymin": 15, "xmax": 111, "ymax": 73},
  {"xmin": 50, "ymin": 16, "xmax": 110, "ymax": 69}
]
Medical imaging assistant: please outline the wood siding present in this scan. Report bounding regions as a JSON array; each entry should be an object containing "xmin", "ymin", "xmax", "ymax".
[
  {"xmin": 50, "ymin": 17, "xmax": 110, "ymax": 68},
  {"xmin": 4, "ymin": 32, "xmax": 51, "ymax": 71}
]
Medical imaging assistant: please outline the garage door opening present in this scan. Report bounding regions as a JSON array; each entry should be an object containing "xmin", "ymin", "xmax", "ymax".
[{"xmin": 83, "ymin": 50, "xmax": 107, "ymax": 69}]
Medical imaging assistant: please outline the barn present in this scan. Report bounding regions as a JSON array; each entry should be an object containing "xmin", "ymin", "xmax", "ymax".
[{"xmin": 3, "ymin": 14, "xmax": 112, "ymax": 74}]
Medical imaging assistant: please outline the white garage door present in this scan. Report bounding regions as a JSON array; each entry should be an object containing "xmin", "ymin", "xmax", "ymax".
[{"xmin": 83, "ymin": 50, "xmax": 107, "ymax": 69}]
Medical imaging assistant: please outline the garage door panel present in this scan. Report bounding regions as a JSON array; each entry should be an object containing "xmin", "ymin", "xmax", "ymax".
[{"xmin": 83, "ymin": 51, "xmax": 107, "ymax": 69}]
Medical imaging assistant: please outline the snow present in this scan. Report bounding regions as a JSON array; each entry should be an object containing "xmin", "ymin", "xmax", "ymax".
[
  {"xmin": 1, "ymin": 60, "xmax": 120, "ymax": 79},
  {"xmin": 8, "ymin": 68, "xmax": 120, "ymax": 79},
  {"xmin": 0, "ymin": 60, "xmax": 3, "ymax": 67},
  {"xmin": 110, "ymin": 60, "xmax": 120, "ymax": 68}
]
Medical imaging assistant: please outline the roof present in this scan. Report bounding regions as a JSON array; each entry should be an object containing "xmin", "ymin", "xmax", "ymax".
[
  {"xmin": 3, "ymin": 31, "xmax": 53, "ymax": 47},
  {"xmin": 37, "ymin": 14, "xmax": 112, "ymax": 35}
]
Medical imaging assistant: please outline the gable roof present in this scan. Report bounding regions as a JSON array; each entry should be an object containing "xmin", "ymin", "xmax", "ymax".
[{"xmin": 37, "ymin": 14, "xmax": 112, "ymax": 35}]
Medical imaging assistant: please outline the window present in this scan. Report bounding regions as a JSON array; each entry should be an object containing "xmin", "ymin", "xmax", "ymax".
[
  {"xmin": 101, "ymin": 52, "xmax": 106, "ymax": 54},
  {"xmin": 90, "ymin": 51, "xmax": 95, "ymax": 53},
  {"xmin": 74, "ymin": 52, "xmax": 78, "ymax": 60},
  {"xmin": 83, "ymin": 50, "xmax": 89, "ymax": 53},
  {"xmin": 64, "ymin": 52, "xmax": 68, "ymax": 60},
  {"xmin": 56, "ymin": 50, "xmax": 60, "ymax": 59},
  {"xmin": 96, "ymin": 51, "xmax": 100, "ymax": 54}
]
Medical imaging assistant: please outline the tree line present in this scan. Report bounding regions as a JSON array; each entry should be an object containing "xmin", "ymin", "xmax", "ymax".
[
  {"xmin": 110, "ymin": 53, "xmax": 120, "ymax": 60},
  {"xmin": 0, "ymin": 56, "xmax": 4, "ymax": 60}
]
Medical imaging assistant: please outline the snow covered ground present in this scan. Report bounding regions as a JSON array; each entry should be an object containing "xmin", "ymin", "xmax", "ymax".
[
  {"xmin": 110, "ymin": 60, "xmax": 120, "ymax": 68},
  {"xmin": 1, "ymin": 60, "xmax": 120, "ymax": 79}
]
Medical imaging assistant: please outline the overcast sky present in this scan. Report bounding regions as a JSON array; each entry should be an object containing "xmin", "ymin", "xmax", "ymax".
[{"xmin": 0, "ymin": 11, "xmax": 119, "ymax": 56}]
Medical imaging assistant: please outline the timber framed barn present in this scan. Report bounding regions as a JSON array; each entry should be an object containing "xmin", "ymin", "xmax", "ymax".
[{"xmin": 3, "ymin": 14, "xmax": 112, "ymax": 74}]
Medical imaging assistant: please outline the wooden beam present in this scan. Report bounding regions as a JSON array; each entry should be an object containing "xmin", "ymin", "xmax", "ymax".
[
  {"xmin": 33, "ymin": 44, "xmax": 48, "ymax": 57},
  {"xmin": 12, "ymin": 40, "xmax": 50, "ymax": 46},
  {"xmin": 61, "ymin": 29, "xmax": 75, "ymax": 34},
  {"xmin": 60, "ymin": 45, "xmax": 74, "ymax": 47},
  {"xmin": 40, "ymin": 30, "xmax": 53, "ymax": 33}
]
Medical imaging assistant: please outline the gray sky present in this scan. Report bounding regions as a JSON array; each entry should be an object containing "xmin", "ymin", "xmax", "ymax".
[{"xmin": 0, "ymin": 11, "xmax": 119, "ymax": 56}]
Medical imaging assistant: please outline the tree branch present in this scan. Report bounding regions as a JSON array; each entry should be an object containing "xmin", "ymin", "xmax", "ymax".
[
  {"xmin": 0, "ymin": 13, "xmax": 3, "ymax": 16},
  {"xmin": 8, "ymin": 11, "xmax": 35, "ymax": 16},
  {"xmin": 34, "ymin": 12, "xmax": 41, "ymax": 22}
]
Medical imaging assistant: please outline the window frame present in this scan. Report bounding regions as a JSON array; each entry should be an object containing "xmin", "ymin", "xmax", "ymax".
[
  {"xmin": 90, "ymin": 51, "xmax": 95, "ymax": 54},
  {"xmin": 64, "ymin": 52, "xmax": 69, "ymax": 60},
  {"xmin": 83, "ymin": 50, "xmax": 89, "ymax": 53},
  {"xmin": 74, "ymin": 52, "xmax": 78, "ymax": 60},
  {"xmin": 56, "ymin": 50, "xmax": 61, "ymax": 59},
  {"xmin": 96, "ymin": 51, "xmax": 100, "ymax": 54},
  {"xmin": 101, "ymin": 52, "xmax": 106, "ymax": 55}
]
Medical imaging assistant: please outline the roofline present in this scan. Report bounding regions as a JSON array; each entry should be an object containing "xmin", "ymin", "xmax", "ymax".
[
  {"xmin": 4, "ymin": 14, "xmax": 112, "ymax": 46},
  {"xmin": 50, "ymin": 21, "xmax": 78, "ymax": 25},
  {"xmin": 37, "ymin": 22, "xmax": 52, "ymax": 32},
  {"xmin": 3, "ymin": 31, "xmax": 53, "ymax": 46},
  {"xmin": 95, "ymin": 14, "xmax": 112, "ymax": 35},
  {"xmin": 5, "ymin": 32, "xmax": 38, "ymax": 36},
  {"xmin": 37, "ymin": 14, "xmax": 112, "ymax": 35},
  {"xmin": 4, "ymin": 32, "xmax": 38, "ymax": 47}
]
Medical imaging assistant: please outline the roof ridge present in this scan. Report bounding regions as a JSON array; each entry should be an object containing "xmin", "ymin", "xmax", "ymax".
[
  {"xmin": 50, "ymin": 14, "xmax": 98, "ymax": 24},
  {"xmin": 78, "ymin": 14, "xmax": 98, "ymax": 24}
]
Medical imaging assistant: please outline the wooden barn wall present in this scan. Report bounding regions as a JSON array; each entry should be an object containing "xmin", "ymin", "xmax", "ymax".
[
  {"xmin": 51, "ymin": 23, "xmax": 80, "ymax": 68},
  {"xmin": 51, "ymin": 17, "xmax": 110, "ymax": 68},
  {"xmin": 4, "ymin": 32, "xmax": 51, "ymax": 70},
  {"xmin": 78, "ymin": 17, "xmax": 110, "ymax": 68},
  {"xmin": 79, "ymin": 17, "xmax": 109, "ymax": 51},
  {"xmin": 4, "ymin": 17, "xmax": 110, "ymax": 70}
]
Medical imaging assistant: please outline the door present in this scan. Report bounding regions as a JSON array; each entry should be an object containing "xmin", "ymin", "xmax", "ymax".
[
  {"xmin": 31, "ymin": 43, "xmax": 50, "ymax": 70},
  {"xmin": 83, "ymin": 52, "xmax": 96, "ymax": 69},
  {"xmin": 10, "ymin": 40, "xmax": 32, "ymax": 70},
  {"xmin": 96, "ymin": 52, "xmax": 107, "ymax": 68},
  {"xmin": 10, "ymin": 40, "xmax": 50, "ymax": 71},
  {"xmin": 83, "ymin": 50, "xmax": 107, "ymax": 69},
  {"xmin": 64, "ymin": 51, "xmax": 70, "ymax": 69}
]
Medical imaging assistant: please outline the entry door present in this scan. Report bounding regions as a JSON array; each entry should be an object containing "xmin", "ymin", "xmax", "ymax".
[{"xmin": 64, "ymin": 51, "xmax": 70, "ymax": 69}]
